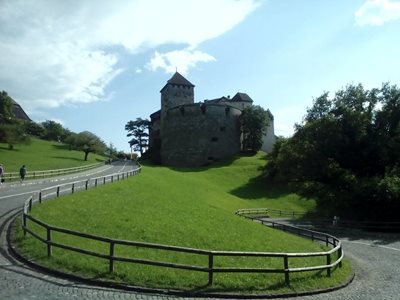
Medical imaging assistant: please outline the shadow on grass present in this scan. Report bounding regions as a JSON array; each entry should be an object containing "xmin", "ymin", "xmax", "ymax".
[
  {"xmin": 167, "ymin": 152, "xmax": 268, "ymax": 173},
  {"xmin": 0, "ymin": 145, "xmax": 20, "ymax": 151},
  {"xmin": 50, "ymin": 156, "xmax": 85, "ymax": 162},
  {"xmin": 52, "ymin": 144, "xmax": 70, "ymax": 150},
  {"xmin": 230, "ymin": 175, "xmax": 292, "ymax": 199}
]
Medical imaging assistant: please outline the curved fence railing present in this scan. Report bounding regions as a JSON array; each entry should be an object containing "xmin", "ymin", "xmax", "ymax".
[
  {"xmin": 3, "ymin": 162, "xmax": 105, "ymax": 182},
  {"xmin": 20, "ymin": 169, "xmax": 343, "ymax": 287},
  {"xmin": 235, "ymin": 208, "xmax": 306, "ymax": 218},
  {"xmin": 236, "ymin": 208, "xmax": 400, "ymax": 232}
]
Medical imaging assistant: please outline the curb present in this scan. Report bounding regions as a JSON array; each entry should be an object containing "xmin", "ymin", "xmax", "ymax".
[{"xmin": 7, "ymin": 215, "xmax": 355, "ymax": 299}]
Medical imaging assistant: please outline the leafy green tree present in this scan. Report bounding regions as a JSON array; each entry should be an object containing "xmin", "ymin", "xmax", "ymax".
[
  {"xmin": 240, "ymin": 105, "xmax": 269, "ymax": 152},
  {"xmin": 266, "ymin": 83, "xmax": 400, "ymax": 221},
  {"xmin": 0, "ymin": 122, "xmax": 30, "ymax": 149},
  {"xmin": 125, "ymin": 118, "xmax": 150, "ymax": 156},
  {"xmin": 41, "ymin": 120, "xmax": 65, "ymax": 142},
  {"xmin": 0, "ymin": 91, "xmax": 15, "ymax": 123},
  {"xmin": 23, "ymin": 121, "xmax": 46, "ymax": 137},
  {"xmin": 73, "ymin": 131, "xmax": 106, "ymax": 161}
]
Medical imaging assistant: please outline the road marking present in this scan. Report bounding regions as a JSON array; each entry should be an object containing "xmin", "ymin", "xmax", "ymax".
[
  {"xmin": 345, "ymin": 240, "xmax": 400, "ymax": 252},
  {"xmin": 0, "ymin": 190, "xmax": 41, "ymax": 200}
]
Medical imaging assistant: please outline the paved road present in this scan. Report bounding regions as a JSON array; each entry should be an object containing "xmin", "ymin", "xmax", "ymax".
[{"xmin": 1, "ymin": 163, "xmax": 399, "ymax": 299}]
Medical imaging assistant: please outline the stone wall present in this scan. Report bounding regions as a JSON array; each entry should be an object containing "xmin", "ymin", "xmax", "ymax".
[{"xmin": 161, "ymin": 103, "xmax": 242, "ymax": 167}]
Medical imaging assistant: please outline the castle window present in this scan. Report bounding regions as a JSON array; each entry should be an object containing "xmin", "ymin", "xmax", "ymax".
[
  {"xmin": 211, "ymin": 137, "xmax": 218, "ymax": 142},
  {"xmin": 225, "ymin": 107, "xmax": 230, "ymax": 116},
  {"xmin": 220, "ymin": 126, "xmax": 226, "ymax": 132}
]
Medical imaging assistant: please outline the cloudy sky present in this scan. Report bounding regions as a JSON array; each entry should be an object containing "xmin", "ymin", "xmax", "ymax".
[{"xmin": 1, "ymin": 0, "xmax": 400, "ymax": 152}]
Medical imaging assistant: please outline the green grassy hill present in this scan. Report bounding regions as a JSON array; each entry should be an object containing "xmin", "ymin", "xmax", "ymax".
[
  {"xmin": 0, "ymin": 138, "xmax": 105, "ymax": 172},
  {"xmin": 16, "ymin": 153, "xmax": 351, "ymax": 294}
]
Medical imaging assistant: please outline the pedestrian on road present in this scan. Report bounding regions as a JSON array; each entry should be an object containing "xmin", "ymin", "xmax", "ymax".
[
  {"xmin": 19, "ymin": 165, "xmax": 26, "ymax": 183},
  {"xmin": 0, "ymin": 164, "xmax": 4, "ymax": 185}
]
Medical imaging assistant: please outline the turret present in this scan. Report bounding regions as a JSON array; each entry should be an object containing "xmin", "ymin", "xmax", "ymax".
[{"xmin": 160, "ymin": 72, "xmax": 195, "ymax": 122}]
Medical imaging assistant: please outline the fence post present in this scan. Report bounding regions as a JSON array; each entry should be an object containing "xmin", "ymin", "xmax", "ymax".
[
  {"xmin": 208, "ymin": 253, "xmax": 214, "ymax": 285},
  {"xmin": 57, "ymin": 186, "xmax": 60, "ymax": 197},
  {"xmin": 338, "ymin": 246, "xmax": 342, "ymax": 268},
  {"xmin": 103, "ymin": 177, "xmax": 106, "ymax": 185},
  {"xmin": 284, "ymin": 255, "xmax": 290, "ymax": 285},
  {"xmin": 117, "ymin": 174, "xmax": 120, "ymax": 181},
  {"xmin": 109, "ymin": 241, "xmax": 115, "ymax": 273},
  {"xmin": 95, "ymin": 179, "xmax": 98, "ymax": 187},
  {"xmin": 22, "ymin": 213, "xmax": 27, "ymax": 236},
  {"xmin": 111, "ymin": 176, "xmax": 113, "ymax": 183},
  {"xmin": 326, "ymin": 254, "xmax": 331, "ymax": 277},
  {"xmin": 325, "ymin": 236, "xmax": 329, "ymax": 247},
  {"xmin": 29, "ymin": 198, "xmax": 32, "ymax": 212},
  {"xmin": 39, "ymin": 191, "xmax": 42, "ymax": 204},
  {"xmin": 47, "ymin": 228, "xmax": 52, "ymax": 257},
  {"xmin": 72, "ymin": 183, "xmax": 75, "ymax": 194},
  {"xmin": 85, "ymin": 180, "xmax": 89, "ymax": 190}
]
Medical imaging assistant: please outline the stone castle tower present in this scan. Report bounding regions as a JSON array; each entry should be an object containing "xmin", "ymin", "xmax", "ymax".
[{"xmin": 149, "ymin": 72, "xmax": 275, "ymax": 167}]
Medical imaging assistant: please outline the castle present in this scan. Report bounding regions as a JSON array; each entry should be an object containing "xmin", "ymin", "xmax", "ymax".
[{"xmin": 149, "ymin": 72, "xmax": 275, "ymax": 167}]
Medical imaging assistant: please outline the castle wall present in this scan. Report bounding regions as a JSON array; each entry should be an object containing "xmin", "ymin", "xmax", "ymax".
[
  {"xmin": 161, "ymin": 84, "xmax": 194, "ymax": 119},
  {"xmin": 261, "ymin": 115, "xmax": 276, "ymax": 152},
  {"xmin": 161, "ymin": 104, "xmax": 241, "ymax": 167}
]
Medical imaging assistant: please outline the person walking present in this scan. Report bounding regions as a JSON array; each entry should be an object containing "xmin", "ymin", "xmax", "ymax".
[
  {"xmin": 0, "ymin": 164, "xmax": 4, "ymax": 185},
  {"xmin": 19, "ymin": 165, "xmax": 26, "ymax": 183}
]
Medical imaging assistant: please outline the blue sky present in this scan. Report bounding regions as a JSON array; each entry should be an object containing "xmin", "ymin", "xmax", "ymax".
[{"xmin": 1, "ymin": 0, "xmax": 400, "ymax": 152}]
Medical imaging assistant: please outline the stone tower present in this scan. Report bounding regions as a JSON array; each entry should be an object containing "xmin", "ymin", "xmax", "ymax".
[{"xmin": 160, "ymin": 72, "xmax": 195, "ymax": 123}]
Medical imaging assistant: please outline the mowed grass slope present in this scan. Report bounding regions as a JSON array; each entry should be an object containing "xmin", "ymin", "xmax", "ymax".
[
  {"xmin": 0, "ymin": 138, "xmax": 105, "ymax": 172},
  {"xmin": 16, "ymin": 153, "xmax": 351, "ymax": 293}
]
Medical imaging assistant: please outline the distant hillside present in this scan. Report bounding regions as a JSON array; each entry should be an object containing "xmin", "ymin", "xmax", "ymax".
[{"xmin": 0, "ymin": 137, "xmax": 105, "ymax": 172}]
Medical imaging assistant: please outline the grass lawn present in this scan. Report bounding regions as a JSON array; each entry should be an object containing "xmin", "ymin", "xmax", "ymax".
[
  {"xmin": 14, "ymin": 153, "xmax": 351, "ymax": 294},
  {"xmin": 0, "ymin": 137, "xmax": 106, "ymax": 172}
]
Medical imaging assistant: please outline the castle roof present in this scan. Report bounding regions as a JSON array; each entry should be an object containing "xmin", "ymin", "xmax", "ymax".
[
  {"xmin": 204, "ymin": 96, "xmax": 230, "ymax": 104},
  {"xmin": 11, "ymin": 99, "xmax": 31, "ymax": 121},
  {"xmin": 231, "ymin": 92, "xmax": 253, "ymax": 103},
  {"xmin": 160, "ymin": 72, "xmax": 195, "ymax": 92},
  {"xmin": 150, "ymin": 110, "xmax": 160, "ymax": 120}
]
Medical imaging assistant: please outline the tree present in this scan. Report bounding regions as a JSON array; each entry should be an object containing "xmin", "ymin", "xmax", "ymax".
[
  {"xmin": 105, "ymin": 143, "xmax": 117, "ymax": 162},
  {"xmin": 240, "ymin": 105, "xmax": 269, "ymax": 152},
  {"xmin": 73, "ymin": 131, "xmax": 106, "ymax": 161},
  {"xmin": 41, "ymin": 120, "xmax": 65, "ymax": 142},
  {"xmin": 266, "ymin": 83, "xmax": 400, "ymax": 221},
  {"xmin": 0, "ymin": 122, "xmax": 30, "ymax": 149},
  {"xmin": 125, "ymin": 118, "xmax": 150, "ymax": 156},
  {"xmin": 23, "ymin": 121, "xmax": 46, "ymax": 137},
  {"xmin": 0, "ymin": 91, "xmax": 15, "ymax": 123}
]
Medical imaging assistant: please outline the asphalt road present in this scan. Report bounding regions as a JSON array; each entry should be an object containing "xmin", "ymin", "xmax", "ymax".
[{"xmin": 1, "ymin": 162, "xmax": 399, "ymax": 299}]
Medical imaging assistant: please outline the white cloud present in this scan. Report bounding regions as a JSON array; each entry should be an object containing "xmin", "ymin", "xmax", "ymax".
[
  {"xmin": 0, "ymin": 0, "xmax": 260, "ymax": 112},
  {"xmin": 355, "ymin": 0, "xmax": 400, "ymax": 26},
  {"xmin": 273, "ymin": 105, "xmax": 306, "ymax": 137},
  {"xmin": 146, "ymin": 49, "xmax": 216, "ymax": 75}
]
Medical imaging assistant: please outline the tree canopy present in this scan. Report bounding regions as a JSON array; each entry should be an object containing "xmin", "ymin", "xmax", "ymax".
[
  {"xmin": 125, "ymin": 118, "xmax": 150, "ymax": 156},
  {"xmin": 68, "ymin": 131, "xmax": 106, "ymax": 161},
  {"xmin": 240, "ymin": 105, "xmax": 269, "ymax": 152},
  {"xmin": 266, "ymin": 83, "xmax": 400, "ymax": 221},
  {"xmin": 0, "ymin": 91, "xmax": 14, "ymax": 123}
]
